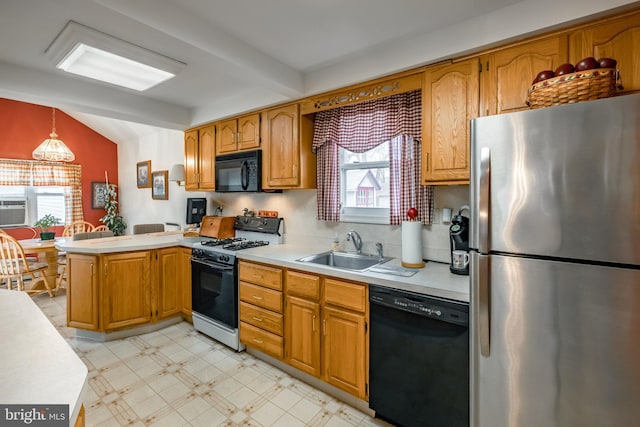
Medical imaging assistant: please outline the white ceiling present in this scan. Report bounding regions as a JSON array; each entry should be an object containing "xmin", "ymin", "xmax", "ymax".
[{"xmin": 0, "ymin": 0, "xmax": 636, "ymax": 143}]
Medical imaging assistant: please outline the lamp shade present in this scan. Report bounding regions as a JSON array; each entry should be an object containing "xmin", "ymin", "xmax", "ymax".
[
  {"xmin": 169, "ymin": 164, "xmax": 185, "ymax": 185},
  {"xmin": 33, "ymin": 108, "xmax": 75, "ymax": 162}
]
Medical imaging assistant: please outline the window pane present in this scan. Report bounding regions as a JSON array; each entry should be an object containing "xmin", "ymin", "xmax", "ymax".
[
  {"xmin": 0, "ymin": 186, "xmax": 26, "ymax": 198},
  {"xmin": 341, "ymin": 141, "xmax": 389, "ymax": 164},
  {"xmin": 343, "ymin": 168, "xmax": 389, "ymax": 209},
  {"xmin": 36, "ymin": 186, "xmax": 66, "ymax": 223}
]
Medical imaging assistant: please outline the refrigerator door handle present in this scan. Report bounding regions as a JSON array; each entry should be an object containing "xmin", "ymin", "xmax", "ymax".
[
  {"xmin": 477, "ymin": 254, "xmax": 491, "ymax": 357},
  {"xmin": 479, "ymin": 147, "xmax": 491, "ymax": 254}
]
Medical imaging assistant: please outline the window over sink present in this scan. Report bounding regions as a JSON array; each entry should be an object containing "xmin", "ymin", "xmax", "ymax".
[{"xmin": 339, "ymin": 141, "xmax": 390, "ymax": 224}]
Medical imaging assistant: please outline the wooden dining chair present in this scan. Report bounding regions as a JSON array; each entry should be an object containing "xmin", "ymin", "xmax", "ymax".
[
  {"xmin": 62, "ymin": 221, "xmax": 95, "ymax": 236},
  {"xmin": 92, "ymin": 225, "xmax": 108, "ymax": 232},
  {"xmin": 0, "ymin": 234, "xmax": 54, "ymax": 297}
]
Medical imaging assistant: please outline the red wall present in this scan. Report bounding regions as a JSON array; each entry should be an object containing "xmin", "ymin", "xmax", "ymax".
[{"xmin": 0, "ymin": 98, "xmax": 118, "ymax": 239}]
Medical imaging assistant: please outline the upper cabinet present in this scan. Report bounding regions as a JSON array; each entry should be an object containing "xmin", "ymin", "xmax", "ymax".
[
  {"xmin": 569, "ymin": 10, "xmax": 640, "ymax": 96},
  {"xmin": 216, "ymin": 113, "xmax": 261, "ymax": 154},
  {"xmin": 422, "ymin": 59, "xmax": 479, "ymax": 184},
  {"xmin": 479, "ymin": 35, "xmax": 569, "ymax": 116},
  {"xmin": 262, "ymin": 104, "xmax": 316, "ymax": 189},
  {"xmin": 184, "ymin": 125, "xmax": 215, "ymax": 191}
]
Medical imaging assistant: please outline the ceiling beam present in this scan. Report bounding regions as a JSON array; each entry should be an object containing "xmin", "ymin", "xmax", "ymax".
[
  {"xmin": 0, "ymin": 61, "xmax": 190, "ymax": 130},
  {"xmin": 91, "ymin": 0, "xmax": 304, "ymax": 99}
]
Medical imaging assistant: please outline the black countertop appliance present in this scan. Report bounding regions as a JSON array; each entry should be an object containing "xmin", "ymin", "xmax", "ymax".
[{"xmin": 449, "ymin": 206, "xmax": 470, "ymax": 275}]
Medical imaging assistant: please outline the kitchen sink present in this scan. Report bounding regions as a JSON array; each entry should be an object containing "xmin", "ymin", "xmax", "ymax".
[{"xmin": 296, "ymin": 251, "xmax": 392, "ymax": 271}]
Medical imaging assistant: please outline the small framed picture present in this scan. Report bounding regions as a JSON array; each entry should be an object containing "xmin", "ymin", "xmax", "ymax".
[
  {"xmin": 137, "ymin": 160, "xmax": 151, "ymax": 188},
  {"xmin": 91, "ymin": 182, "xmax": 108, "ymax": 209},
  {"xmin": 151, "ymin": 170, "xmax": 168, "ymax": 200}
]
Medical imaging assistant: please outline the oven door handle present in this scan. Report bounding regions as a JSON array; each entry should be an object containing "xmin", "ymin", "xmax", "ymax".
[{"xmin": 191, "ymin": 258, "xmax": 236, "ymax": 271}]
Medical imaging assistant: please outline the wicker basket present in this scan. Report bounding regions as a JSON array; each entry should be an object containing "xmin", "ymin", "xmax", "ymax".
[{"xmin": 527, "ymin": 68, "xmax": 616, "ymax": 109}]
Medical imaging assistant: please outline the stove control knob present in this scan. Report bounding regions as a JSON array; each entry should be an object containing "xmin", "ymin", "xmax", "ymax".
[{"xmin": 262, "ymin": 219, "xmax": 268, "ymax": 226}]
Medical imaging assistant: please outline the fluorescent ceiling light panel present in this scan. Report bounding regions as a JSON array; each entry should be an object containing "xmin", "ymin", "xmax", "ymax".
[{"xmin": 46, "ymin": 21, "xmax": 186, "ymax": 91}]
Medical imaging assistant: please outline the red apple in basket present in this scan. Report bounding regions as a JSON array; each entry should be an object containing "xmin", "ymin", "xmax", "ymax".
[
  {"xmin": 554, "ymin": 63, "xmax": 575, "ymax": 76},
  {"xmin": 407, "ymin": 207, "xmax": 418, "ymax": 220},
  {"xmin": 535, "ymin": 70, "xmax": 555, "ymax": 82},
  {"xmin": 575, "ymin": 57, "xmax": 599, "ymax": 71},
  {"xmin": 598, "ymin": 57, "xmax": 617, "ymax": 69}
]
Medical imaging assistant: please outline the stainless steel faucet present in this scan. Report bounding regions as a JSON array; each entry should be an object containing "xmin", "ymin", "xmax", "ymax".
[
  {"xmin": 346, "ymin": 230, "xmax": 363, "ymax": 254},
  {"xmin": 376, "ymin": 242, "xmax": 384, "ymax": 260}
]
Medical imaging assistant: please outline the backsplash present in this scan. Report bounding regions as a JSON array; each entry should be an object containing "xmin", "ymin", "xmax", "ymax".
[{"xmin": 210, "ymin": 186, "xmax": 469, "ymax": 264}]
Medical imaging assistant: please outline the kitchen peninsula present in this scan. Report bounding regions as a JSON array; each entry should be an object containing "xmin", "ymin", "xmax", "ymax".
[
  {"xmin": 55, "ymin": 232, "xmax": 193, "ymax": 340},
  {"xmin": 56, "ymin": 231, "xmax": 468, "ymax": 340}
]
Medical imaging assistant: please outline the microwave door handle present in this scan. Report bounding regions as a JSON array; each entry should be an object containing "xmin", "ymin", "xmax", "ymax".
[{"xmin": 241, "ymin": 160, "xmax": 249, "ymax": 190}]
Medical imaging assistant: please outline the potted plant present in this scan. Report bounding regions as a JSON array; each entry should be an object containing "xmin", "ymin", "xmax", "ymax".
[
  {"xmin": 100, "ymin": 183, "xmax": 127, "ymax": 236},
  {"xmin": 34, "ymin": 214, "xmax": 61, "ymax": 240}
]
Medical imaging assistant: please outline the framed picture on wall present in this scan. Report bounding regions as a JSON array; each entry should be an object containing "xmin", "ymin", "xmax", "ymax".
[
  {"xmin": 137, "ymin": 160, "xmax": 151, "ymax": 188},
  {"xmin": 151, "ymin": 170, "xmax": 168, "ymax": 200},
  {"xmin": 91, "ymin": 182, "xmax": 108, "ymax": 209}
]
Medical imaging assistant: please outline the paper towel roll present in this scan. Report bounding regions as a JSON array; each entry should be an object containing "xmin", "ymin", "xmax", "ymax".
[{"xmin": 402, "ymin": 221, "xmax": 425, "ymax": 268}]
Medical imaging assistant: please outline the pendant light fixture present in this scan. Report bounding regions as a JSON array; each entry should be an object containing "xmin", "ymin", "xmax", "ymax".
[{"xmin": 32, "ymin": 108, "xmax": 75, "ymax": 162}]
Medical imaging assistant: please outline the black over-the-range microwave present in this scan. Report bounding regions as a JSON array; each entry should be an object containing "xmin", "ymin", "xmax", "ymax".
[{"xmin": 215, "ymin": 150, "xmax": 261, "ymax": 192}]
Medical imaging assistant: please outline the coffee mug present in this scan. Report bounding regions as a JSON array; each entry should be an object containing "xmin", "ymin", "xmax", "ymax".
[{"xmin": 452, "ymin": 250, "xmax": 470, "ymax": 269}]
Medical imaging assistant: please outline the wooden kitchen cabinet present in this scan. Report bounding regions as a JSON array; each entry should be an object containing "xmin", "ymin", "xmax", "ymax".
[
  {"xmin": 67, "ymin": 253, "xmax": 99, "ymax": 330},
  {"xmin": 155, "ymin": 247, "xmax": 181, "ymax": 320},
  {"xmin": 479, "ymin": 35, "xmax": 569, "ymax": 116},
  {"xmin": 66, "ymin": 248, "xmax": 184, "ymax": 332},
  {"xmin": 569, "ymin": 10, "xmax": 640, "ymax": 96},
  {"xmin": 284, "ymin": 270, "xmax": 369, "ymax": 400},
  {"xmin": 216, "ymin": 113, "xmax": 260, "ymax": 154},
  {"xmin": 179, "ymin": 247, "xmax": 192, "ymax": 320},
  {"xmin": 102, "ymin": 251, "xmax": 152, "ymax": 331},
  {"xmin": 422, "ymin": 59, "xmax": 479, "ymax": 184},
  {"xmin": 184, "ymin": 124, "xmax": 215, "ymax": 191},
  {"xmin": 261, "ymin": 104, "xmax": 316, "ymax": 189},
  {"xmin": 239, "ymin": 261, "xmax": 284, "ymax": 359},
  {"xmin": 322, "ymin": 304, "xmax": 367, "ymax": 399},
  {"xmin": 285, "ymin": 270, "xmax": 321, "ymax": 377}
]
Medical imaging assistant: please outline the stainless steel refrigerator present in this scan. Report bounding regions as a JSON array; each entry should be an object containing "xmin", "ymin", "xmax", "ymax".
[{"xmin": 469, "ymin": 93, "xmax": 640, "ymax": 427}]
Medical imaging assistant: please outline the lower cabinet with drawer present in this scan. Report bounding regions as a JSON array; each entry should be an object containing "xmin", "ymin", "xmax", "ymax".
[
  {"xmin": 238, "ymin": 261, "xmax": 284, "ymax": 359},
  {"xmin": 285, "ymin": 270, "xmax": 369, "ymax": 400}
]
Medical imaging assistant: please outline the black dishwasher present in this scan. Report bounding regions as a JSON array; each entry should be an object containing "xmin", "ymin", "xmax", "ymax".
[{"xmin": 369, "ymin": 285, "xmax": 469, "ymax": 427}]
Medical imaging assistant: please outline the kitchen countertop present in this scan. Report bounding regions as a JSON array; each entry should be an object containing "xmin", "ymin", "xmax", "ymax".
[
  {"xmin": 54, "ymin": 231, "xmax": 186, "ymax": 254},
  {"xmin": 235, "ymin": 243, "xmax": 470, "ymax": 303},
  {"xmin": 55, "ymin": 232, "xmax": 469, "ymax": 303},
  {"xmin": 0, "ymin": 289, "xmax": 87, "ymax": 426}
]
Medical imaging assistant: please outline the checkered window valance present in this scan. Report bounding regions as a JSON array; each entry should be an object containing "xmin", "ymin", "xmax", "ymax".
[
  {"xmin": 312, "ymin": 90, "xmax": 433, "ymax": 224},
  {"xmin": 0, "ymin": 159, "xmax": 84, "ymax": 224}
]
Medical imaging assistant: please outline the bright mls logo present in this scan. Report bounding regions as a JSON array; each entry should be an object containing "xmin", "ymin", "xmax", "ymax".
[{"xmin": 1, "ymin": 405, "xmax": 67, "ymax": 426}]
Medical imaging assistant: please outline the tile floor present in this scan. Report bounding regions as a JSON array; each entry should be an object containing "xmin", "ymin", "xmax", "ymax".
[{"xmin": 33, "ymin": 293, "xmax": 393, "ymax": 427}]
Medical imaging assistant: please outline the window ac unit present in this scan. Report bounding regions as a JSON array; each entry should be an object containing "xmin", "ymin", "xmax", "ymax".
[{"xmin": 0, "ymin": 200, "xmax": 27, "ymax": 227}]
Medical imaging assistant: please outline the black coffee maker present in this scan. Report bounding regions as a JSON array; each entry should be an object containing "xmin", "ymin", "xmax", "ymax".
[{"xmin": 449, "ymin": 206, "xmax": 470, "ymax": 275}]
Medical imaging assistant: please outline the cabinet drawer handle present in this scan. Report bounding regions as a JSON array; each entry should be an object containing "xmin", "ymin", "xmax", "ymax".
[
  {"xmin": 312, "ymin": 315, "xmax": 316, "ymax": 333},
  {"xmin": 252, "ymin": 316, "xmax": 263, "ymax": 322},
  {"xmin": 252, "ymin": 338, "xmax": 264, "ymax": 344},
  {"xmin": 323, "ymin": 319, "xmax": 326, "ymax": 336},
  {"xmin": 252, "ymin": 295, "xmax": 263, "ymax": 300}
]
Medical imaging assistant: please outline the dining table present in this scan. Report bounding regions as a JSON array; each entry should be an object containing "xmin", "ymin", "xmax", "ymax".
[{"xmin": 19, "ymin": 237, "xmax": 69, "ymax": 295}]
